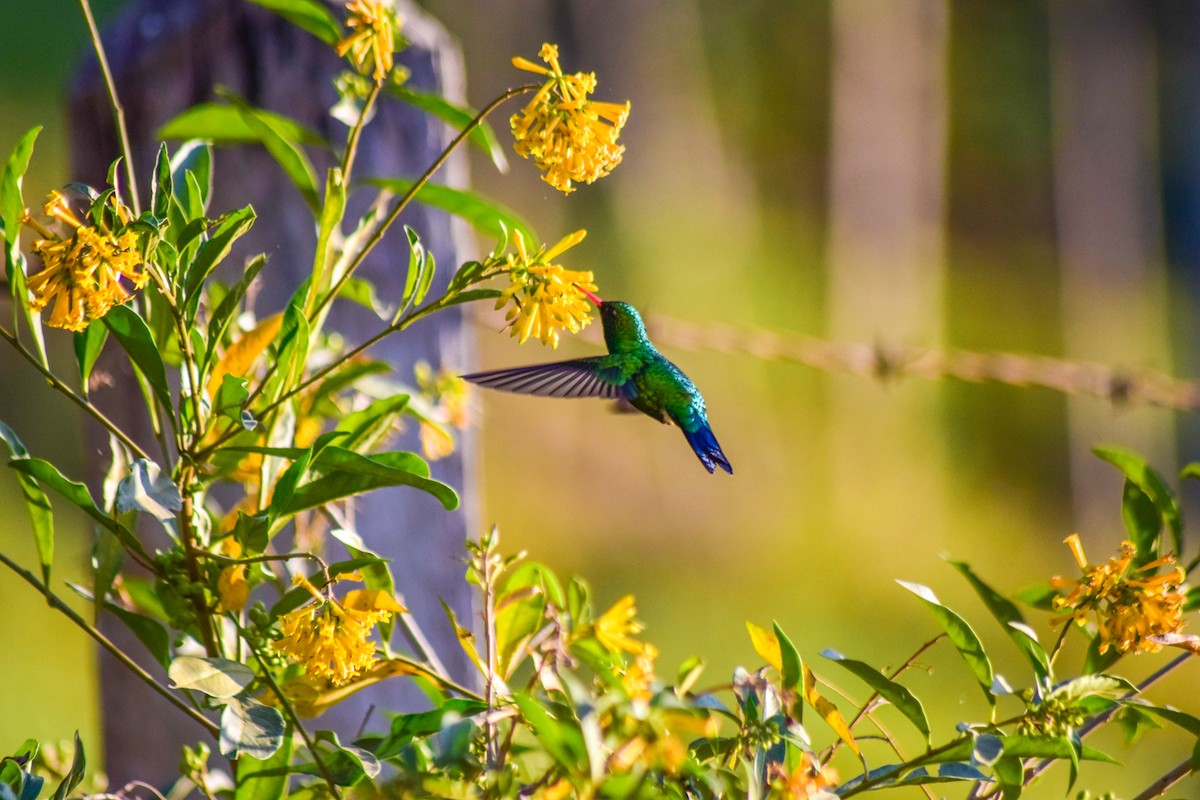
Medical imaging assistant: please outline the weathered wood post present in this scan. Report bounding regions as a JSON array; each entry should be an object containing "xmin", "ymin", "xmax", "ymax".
[{"xmin": 71, "ymin": 0, "xmax": 477, "ymax": 785}]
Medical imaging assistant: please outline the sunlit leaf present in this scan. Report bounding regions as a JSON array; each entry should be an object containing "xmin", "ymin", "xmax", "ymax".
[
  {"xmin": 822, "ymin": 648, "xmax": 930, "ymax": 744},
  {"xmin": 802, "ymin": 665, "xmax": 859, "ymax": 756},
  {"xmin": 898, "ymin": 580, "xmax": 994, "ymax": 706},
  {"xmin": 0, "ymin": 421, "xmax": 54, "ymax": 584},
  {"xmin": 169, "ymin": 655, "xmax": 255, "ymax": 698},
  {"xmin": 220, "ymin": 698, "xmax": 285, "ymax": 760}
]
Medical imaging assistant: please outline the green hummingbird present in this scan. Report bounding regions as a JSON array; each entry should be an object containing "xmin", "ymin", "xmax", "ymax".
[{"xmin": 462, "ymin": 288, "xmax": 732, "ymax": 474}]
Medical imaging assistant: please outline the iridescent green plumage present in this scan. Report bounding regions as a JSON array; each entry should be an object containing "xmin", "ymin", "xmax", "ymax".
[{"xmin": 463, "ymin": 294, "xmax": 732, "ymax": 474}]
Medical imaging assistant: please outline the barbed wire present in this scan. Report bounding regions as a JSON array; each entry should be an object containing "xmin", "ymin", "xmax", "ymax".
[
  {"xmin": 478, "ymin": 309, "xmax": 1199, "ymax": 413},
  {"xmin": 639, "ymin": 314, "xmax": 1200, "ymax": 412}
]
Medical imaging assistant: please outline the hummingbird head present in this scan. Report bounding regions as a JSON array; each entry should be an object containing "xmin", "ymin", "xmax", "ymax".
[{"xmin": 575, "ymin": 286, "xmax": 649, "ymax": 351}]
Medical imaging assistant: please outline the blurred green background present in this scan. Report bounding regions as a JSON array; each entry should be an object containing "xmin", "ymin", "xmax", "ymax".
[{"xmin": 2, "ymin": 0, "xmax": 1199, "ymax": 796}]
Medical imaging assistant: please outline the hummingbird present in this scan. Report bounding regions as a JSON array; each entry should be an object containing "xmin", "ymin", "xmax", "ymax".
[{"xmin": 462, "ymin": 288, "xmax": 732, "ymax": 474}]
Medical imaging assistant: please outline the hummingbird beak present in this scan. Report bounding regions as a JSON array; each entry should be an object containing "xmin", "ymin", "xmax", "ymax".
[{"xmin": 575, "ymin": 285, "xmax": 603, "ymax": 306}]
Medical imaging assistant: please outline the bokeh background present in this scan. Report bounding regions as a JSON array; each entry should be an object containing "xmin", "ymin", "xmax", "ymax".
[{"xmin": 3, "ymin": 0, "xmax": 1200, "ymax": 796}]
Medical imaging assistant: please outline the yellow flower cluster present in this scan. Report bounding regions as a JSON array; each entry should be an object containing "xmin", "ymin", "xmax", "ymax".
[
  {"xmin": 336, "ymin": 0, "xmax": 398, "ymax": 82},
  {"xmin": 22, "ymin": 191, "xmax": 147, "ymax": 332},
  {"xmin": 511, "ymin": 43, "xmax": 631, "ymax": 194},
  {"xmin": 494, "ymin": 229, "xmax": 596, "ymax": 347},
  {"xmin": 767, "ymin": 753, "xmax": 839, "ymax": 799},
  {"xmin": 1052, "ymin": 534, "xmax": 1187, "ymax": 654},
  {"xmin": 273, "ymin": 578, "xmax": 402, "ymax": 685}
]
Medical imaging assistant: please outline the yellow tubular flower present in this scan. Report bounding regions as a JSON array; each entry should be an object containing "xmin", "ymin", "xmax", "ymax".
[
  {"xmin": 510, "ymin": 43, "xmax": 631, "ymax": 194},
  {"xmin": 22, "ymin": 191, "xmax": 147, "ymax": 332},
  {"xmin": 767, "ymin": 753, "xmax": 839, "ymax": 799},
  {"xmin": 494, "ymin": 229, "xmax": 596, "ymax": 348},
  {"xmin": 272, "ymin": 578, "xmax": 400, "ymax": 685},
  {"xmin": 593, "ymin": 594, "xmax": 647, "ymax": 655},
  {"xmin": 1051, "ymin": 534, "xmax": 1187, "ymax": 654},
  {"xmin": 336, "ymin": 0, "xmax": 398, "ymax": 82}
]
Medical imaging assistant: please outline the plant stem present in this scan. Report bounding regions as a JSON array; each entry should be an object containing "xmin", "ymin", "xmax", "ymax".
[
  {"xmin": 179, "ymin": 481, "xmax": 220, "ymax": 657},
  {"xmin": 76, "ymin": 0, "xmax": 140, "ymax": 214},
  {"xmin": 0, "ymin": 323, "xmax": 150, "ymax": 460},
  {"xmin": 1131, "ymin": 757, "xmax": 1193, "ymax": 800},
  {"xmin": 0, "ymin": 552, "xmax": 219, "ymax": 737},
  {"xmin": 314, "ymin": 84, "xmax": 538, "ymax": 319},
  {"xmin": 241, "ymin": 629, "xmax": 343, "ymax": 800},
  {"xmin": 341, "ymin": 82, "xmax": 382, "ymax": 183},
  {"xmin": 1022, "ymin": 651, "xmax": 1193, "ymax": 786}
]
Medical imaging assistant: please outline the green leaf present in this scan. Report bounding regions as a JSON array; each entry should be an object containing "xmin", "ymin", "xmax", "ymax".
[
  {"xmin": 103, "ymin": 304, "xmax": 173, "ymax": 413},
  {"xmin": 49, "ymin": 733, "xmax": 84, "ymax": 800},
  {"xmin": 215, "ymin": 374, "xmax": 252, "ymax": 427},
  {"xmin": 151, "ymin": 143, "xmax": 173, "ymax": 219},
  {"xmin": 1047, "ymin": 674, "xmax": 1135, "ymax": 707},
  {"xmin": 0, "ymin": 127, "xmax": 41, "ymax": 249},
  {"xmin": 951, "ymin": 561, "xmax": 1051, "ymax": 683},
  {"xmin": 274, "ymin": 447, "xmax": 459, "ymax": 514},
  {"xmin": 221, "ymin": 93, "xmax": 320, "ymax": 211},
  {"xmin": 0, "ymin": 421, "xmax": 54, "ymax": 584},
  {"xmin": 312, "ymin": 731, "xmax": 380, "ymax": 785},
  {"xmin": 311, "ymin": 167, "xmax": 346, "ymax": 307},
  {"xmin": 389, "ymin": 87, "xmax": 509, "ymax": 171},
  {"xmin": 246, "ymin": 0, "xmax": 341, "ymax": 45},
  {"xmin": 169, "ymin": 655, "xmax": 255, "ymax": 698},
  {"xmin": 333, "ymin": 393, "xmax": 409, "ymax": 453},
  {"xmin": 6, "ymin": 458, "xmax": 147, "ymax": 560},
  {"xmin": 337, "ymin": 276, "xmax": 391, "ymax": 319},
  {"xmin": 204, "ymin": 253, "xmax": 267, "ymax": 370},
  {"xmin": 772, "ymin": 621, "xmax": 803, "ymax": 691},
  {"xmin": 1093, "ymin": 445, "xmax": 1183, "ymax": 561},
  {"xmin": 234, "ymin": 732, "xmax": 291, "ymax": 800},
  {"xmin": 898, "ymin": 580, "xmax": 994, "ymax": 705},
  {"xmin": 159, "ymin": 103, "xmax": 325, "ymax": 146},
  {"xmin": 1137, "ymin": 702, "xmax": 1200, "ymax": 736},
  {"xmin": 368, "ymin": 178, "xmax": 537, "ymax": 246},
  {"xmin": 821, "ymin": 649, "xmax": 930, "ymax": 744},
  {"xmin": 170, "ymin": 140, "xmax": 213, "ymax": 219},
  {"xmin": 73, "ymin": 323, "xmax": 109, "ymax": 394},
  {"xmin": 115, "ymin": 459, "xmax": 183, "ymax": 533},
  {"xmin": 514, "ymin": 693, "xmax": 588, "ymax": 772},
  {"xmin": 219, "ymin": 698, "xmax": 285, "ymax": 760},
  {"xmin": 185, "ymin": 206, "xmax": 256, "ymax": 304}
]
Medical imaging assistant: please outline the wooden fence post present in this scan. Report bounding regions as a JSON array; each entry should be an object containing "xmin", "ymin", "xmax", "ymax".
[{"xmin": 70, "ymin": 0, "xmax": 478, "ymax": 785}]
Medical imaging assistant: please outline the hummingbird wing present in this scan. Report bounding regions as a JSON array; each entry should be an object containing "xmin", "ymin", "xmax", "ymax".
[{"xmin": 461, "ymin": 358, "xmax": 628, "ymax": 400}]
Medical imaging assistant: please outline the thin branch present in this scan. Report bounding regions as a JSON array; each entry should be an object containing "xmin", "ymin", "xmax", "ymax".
[
  {"xmin": 0, "ymin": 552, "xmax": 219, "ymax": 737},
  {"xmin": 0, "ymin": 323, "xmax": 150, "ymax": 460},
  {"xmin": 241, "ymin": 627, "xmax": 343, "ymax": 800},
  {"xmin": 1131, "ymin": 757, "xmax": 1193, "ymax": 800},
  {"xmin": 76, "ymin": 0, "xmax": 140, "ymax": 214},
  {"xmin": 1023, "ymin": 651, "xmax": 1193, "ymax": 786},
  {"xmin": 315, "ymin": 83, "xmax": 539, "ymax": 319}
]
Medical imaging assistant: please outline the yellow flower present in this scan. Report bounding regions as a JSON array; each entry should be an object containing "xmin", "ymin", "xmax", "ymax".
[
  {"xmin": 510, "ymin": 43, "xmax": 631, "ymax": 194},
  {"xmin": 336, "ymin": 0, "xmax": 399, "ymax": 82},
  {"xmin": 21, "ymin": 191, "xmax": 147, "ymax": 332},
  {"xmin": 767, "ymin": 752, "xmax": 839, "ymax": 799},
  {"xmin": 272, "ymin": 577, "xmax": 402, "ymax": 685},
  {"xmin": 1051, "ymin": 534, "xmax": 1187, "ymax": 654},
  {"xmin": 215, "ymin": 538, "xmax": 249, "ymax": 613},
  {"xmin": 620, "ymin": 643, "xmax": 658, "ymax": 702},
  {"xmin": 593, "ymin": 594, "xmax": 647, "ymax": 655},
  {"xmin": 493, "ymin": 229, "xmax": 596, "ymax": 348}
]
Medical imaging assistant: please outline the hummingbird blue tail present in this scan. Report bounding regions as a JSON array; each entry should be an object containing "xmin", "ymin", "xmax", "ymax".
[{"xmin": 683, "ymin": 423, "xmax": 733, "ymax": 475}]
